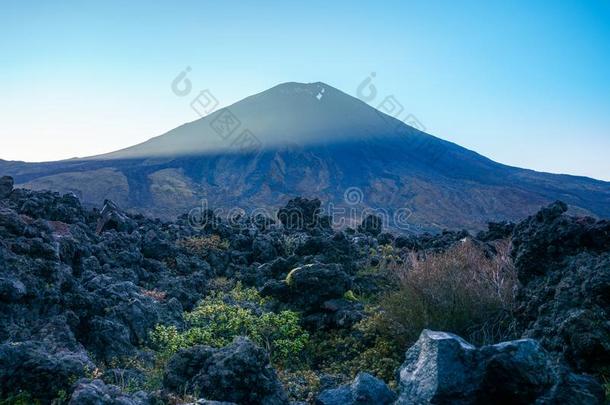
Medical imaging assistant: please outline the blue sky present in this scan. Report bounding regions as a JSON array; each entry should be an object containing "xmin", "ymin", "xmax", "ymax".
[{"xmin": 1, "ymin": 0, "xmax": 609, "ymax": 180}]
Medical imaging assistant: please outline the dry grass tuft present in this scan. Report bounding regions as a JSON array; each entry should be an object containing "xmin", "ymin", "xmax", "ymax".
[
  {"xmin": 141, "ymin": 288, "xmax": 167, "ymax": 301},
  {"xmin": 177, "ymin": 235, "xmax": 230, "ymax": 257},
  {"xmin": 377, "ymin": 239, "xmax": 518, "ymax": 347}
]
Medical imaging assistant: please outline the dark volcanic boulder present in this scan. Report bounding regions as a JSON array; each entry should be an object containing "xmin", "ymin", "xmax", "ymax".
[
  {"xmin": 316, "ymin": 372, "xmax": 396, "ymax": 405},
  {"xmin": 0, "ymin": 341, "xmax": 95, "ymax": 403},
  {"xmin": 510, "ymin": 201, "xmax": 610, "ymax": 374},
  {"xmin": 69, "ymin": 379, "xmax": 151, "ymax": 404},
  {"xmin": 252, "ymin": 234, "xmax": 279, "ymax": 262},
  {"xmin": 96, "ymin": 199, "xmax": 136, "ymax": 234},
  {"xmin": 163, "ymin": 337, "xmax": 288, "ymax": 404},
  {"xmin": 476, "ymin": 220, "xmax": 515, "ymax": 242},
  {"xmin": 284, "ymin": 263, "xmax": 351, "ymax": 309},
  {"xmin": 511, "ymin": 201, "xmax": 610, "ymax": 282},
  {"xmin": 0, "ymin": 175, "xmax": 13, "ymax": 199},
  {"xmin": 396, "ymin": 330, "xmax": 604, "ymax": 404},
  {"xmin": 277, "ymin": 197, "xmax": 330, "ymax": 231},
  {"xmin": 517, "ymin": 253, "xmax": 610, "ymax": 375},
  {"xmin": 357, "ymin": 214, "xmax": 383, "ymax": 237},
  {"xmin": 163, "ymin": 345, "xmax": 215, "ymax": 392},
  {"xmin": 0, "ymin": 276, "xmax": 27, "ymax": 301}
]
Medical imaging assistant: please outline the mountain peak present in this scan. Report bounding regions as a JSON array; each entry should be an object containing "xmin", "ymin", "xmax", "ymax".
[
  {"xmin": 265, "ymin": 81, "xmax": 340, "ymax": 103},
  {"xmin": 95, "ymin": 81, "xmax": 406, "ymax": 160}
]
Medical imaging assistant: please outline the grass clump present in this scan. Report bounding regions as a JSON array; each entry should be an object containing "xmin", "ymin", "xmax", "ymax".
[{"xmin": 177, "ymin": 234, "xmax": 230, "ymax": 257}]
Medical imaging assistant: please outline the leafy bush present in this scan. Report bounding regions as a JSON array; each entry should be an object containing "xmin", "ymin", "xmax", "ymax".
[
  {"xmin": 376, "ymin": 239, "xmax": 517, "ymax": 347},
  {"xmin": 150, "ymin": 283, "xmax": 308, "ymax": 367},
  {"xmin": 305, "ymin": 310, "xmax": 404, "ymax": 386},
  {"xmin": 277, "ymin": 369, "xmax": 321, "ymax": 403},
  {"xmin": 0, "ymin": 392, "xmax": 41, "ymax": 405}
]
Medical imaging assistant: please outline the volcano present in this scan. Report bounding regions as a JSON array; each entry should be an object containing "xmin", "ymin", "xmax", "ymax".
[{"xmin": 1, "ymin": 82, "xmax": 609, "ymax": 232}]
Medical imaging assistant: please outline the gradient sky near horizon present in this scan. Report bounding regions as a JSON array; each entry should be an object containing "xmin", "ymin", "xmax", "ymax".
[{"xmin": 1, "ymin": 0, "xmax": 609, "ymax": 180}]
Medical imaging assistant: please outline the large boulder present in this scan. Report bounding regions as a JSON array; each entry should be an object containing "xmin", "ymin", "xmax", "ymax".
[
  {"xmin": 96, "ymin": 199, "xmax": 135, "ymax": 234},
  {"xmin": 511, "ymin": 201, "xmax": 610, "ymax": 282},
  {"xmin": 0, "ymin": 276, "xmax": 27, "ymax": 301},
  {"xmin": 69, "ymin": 379, "xmax": 151, "ymax": 404},
  {"xmin": 163, "ymin": 337, "xmax": 288, "ymax": 404},
  {"xmin": 397, "ymin": 330, "xmax": 480, "ymax": 402},
  {"xmin": 284, "ymin": 263, "xmax": 352, "ymax": 309},
  {"xmin": 511, "ymin": 201, "xmax": 610, "ymax": 374},
  {"xmin": 396, "ymin": 330, "xmax": 604, "ymax": 404},
  {"xmin": 315, "ymin": 372, "xmax": 396, "ymax": 405},
  {"xmin": 358, "ymin": 214, "xmax": 383, "ymax": 237},
  {"xmin": 277, "ymin": 197, "xmax": 330, "ymax": 231},
  {"xmin": 163, "ymin": 345, "xmax": 215, "ymax": 392},
  {"xmin": 0, "ymin": 341, "xmax": 95, "ymax": 403},
  {"xmin": 476, "ymin": 220, "xmax": 515, "ymax": 242},
  {"xmin": 0, "ymin": 175, "xmax": 13, "ymax": 199},
  {"xmin": 14, "ymin": 189, "xmax": 86, "ymax": 223}
]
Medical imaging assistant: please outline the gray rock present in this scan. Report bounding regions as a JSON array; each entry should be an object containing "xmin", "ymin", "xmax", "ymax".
[
  {"xmin": 397, "ymin": 330, "xmax": 479, "ymax": 403},
  {"xmin": 164, "ymin": 337, "xmax": 288, "ymax": 404},
  {"xmin": 396, "ymin": 329, "xmax": 604, "ymax": 404},
  {"xmin": 69, "ymin": 379, "xmax": 151, "ymax": 404},
  {"xmin": 316, "ymin": 372, "xmax": 396, "ymax": 405},
  {"xmin": 96, "ymin": 199, "xmax": 135, "ymax": 234},
  {"xmin": 284, "ymin": 263, "xmax": 351, "ymax": 309},
  {"xmin": 252, "ymin": 234, "xmax": 278, "ymax": 262},
  {"xmin": 0, "ymin": 341, "xmax": 95, "ymax": 402}
]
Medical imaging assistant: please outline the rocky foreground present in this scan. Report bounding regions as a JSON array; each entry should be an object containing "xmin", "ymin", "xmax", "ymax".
[{"xmin": 0, "ymin": 175, "xmax": 608, "ymax": 404}]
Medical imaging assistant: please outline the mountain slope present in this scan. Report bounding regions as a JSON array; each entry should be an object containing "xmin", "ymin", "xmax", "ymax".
[{"xmin": 1, "ymin": 82, "xmax": 609, "ymax": 232}]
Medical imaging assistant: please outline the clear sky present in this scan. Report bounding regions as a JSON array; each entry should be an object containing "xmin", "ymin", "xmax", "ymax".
[{"xmin": 1, "ymin": 0, "xmax": 609, "ymax": 180}]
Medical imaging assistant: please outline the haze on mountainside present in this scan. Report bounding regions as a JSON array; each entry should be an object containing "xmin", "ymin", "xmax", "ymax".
[
  {"xmin": 96, "ymin": 82, "xmax": 397, "ymax": 159},
  {"xmin": 1, "ymin": 82, "xmax": 609, "ymax": 232}
]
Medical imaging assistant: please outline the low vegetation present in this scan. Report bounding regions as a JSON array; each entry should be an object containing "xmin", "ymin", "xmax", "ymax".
[
  {"xmin": 145, "ymin": 248, "xmax": 501, "ymax": 398},
  {"xmin": 150, "ymin": 283, "xmax": 309, "ymax": 368},
  {"xmin": 375, "ymin": 239, "xmax": 518, "ymax": 348}
]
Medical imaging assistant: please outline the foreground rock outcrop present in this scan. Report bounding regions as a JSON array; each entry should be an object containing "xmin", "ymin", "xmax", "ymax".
[
  {"xmin": 512, "ymin": 201, "xmax": 610, "ymax": 375},
  {"xmin": 163, "ymin": 337, "xmax": 288, "ymax": 404},
  {"xmin": 69, "ymin": 379, "xmax": 151, "ymax": 404},
  {"xmin": 315, "ymin": 372, "xmax": 396, "ymax": 405},
  {"xmin": 396, "ymin": 330, "xmax": 604, "ymax": 404}
]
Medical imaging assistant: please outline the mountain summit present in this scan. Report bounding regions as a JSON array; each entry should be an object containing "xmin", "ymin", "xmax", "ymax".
[
  {"xmin": 1, "ymin": 82, "xmax": 609, "ymax": 231},
  {"xmin": 97, "ymin": 82, "xmax": 414, "ymax": 159}
]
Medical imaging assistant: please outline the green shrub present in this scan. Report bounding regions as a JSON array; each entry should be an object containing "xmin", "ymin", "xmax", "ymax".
[
  {"xmin": 0, "ymin": 392, "xmax": 41, "ymax": 405},
  {"xmin": 277, "ymin": 369, "xmax": 321, "ymax": 403},
  {"xmin": 305, "ymin": 316, "xmax": 402, "ymax": 386},
  {"xmin": 343, "ymin": 290, "xmax": 358, "ymax": 302},
  {"xmin": 150, "ymin": 284, "xmax": 308, "ymax": 368}
]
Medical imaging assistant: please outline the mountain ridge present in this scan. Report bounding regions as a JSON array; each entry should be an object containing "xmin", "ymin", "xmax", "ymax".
[{"xmin": 1, "ymin": 81, "xmax": 609, "ymax": 232}]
